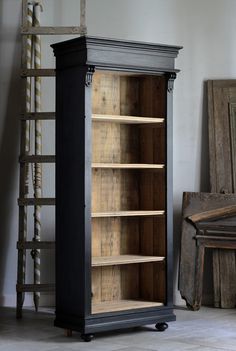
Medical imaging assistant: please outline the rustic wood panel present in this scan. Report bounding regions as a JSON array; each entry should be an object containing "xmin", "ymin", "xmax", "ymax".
[
  {"xmin": 92, "ymin": 72, "xmax": 121, "ymax": 305},
  {"xmin": 139, "ymin": 76, "xmax": 166, "ymax": 303},
  {"xmin": 153, "ymin": 218, "xmax": 166, "ymax": 303},
  {"xmin": 188, "ymin": 205, "xmax": 236, "ymax": 223},
  {"xmin": 208, "ymin": 80, "xmax": 236, "ymax": 308},
  {"xmin": 179, "ymin": 192, "xmax": 236, "ymax": 309}
]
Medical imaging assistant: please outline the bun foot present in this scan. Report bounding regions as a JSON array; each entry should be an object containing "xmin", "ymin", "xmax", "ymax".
[
  {"xmin": 155, "ymin": 322, "xmax": 168, "ymax": 331},
  {"xmin": 81, "ymin": 333, "xmax": 94, "ymax": 342}
]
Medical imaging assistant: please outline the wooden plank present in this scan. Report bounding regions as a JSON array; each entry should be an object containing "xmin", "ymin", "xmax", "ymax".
[
  {"xmin": 18, "ymin": 198, "xmax": 55, "ymax": 206},
  {"xmin": 19, "ymin": 155, "xmax": 55, "ymax": 163},
  {"xmin": 213, "ymin": 249, "xmax": 220, "ymax": 307},
  {"xmin": 101, "ymin": 219, "xmax": 121, "ymax": 302},
  {"xmin": 101, "ymin": 266, "xmax": 121, "ymax": 302},
  {"xmin": 120, "ymin": 265, "xmax": 140, "ymax": 300},
  {"xmin": 119, "ymin": 219, "xmax": 140, "ymax": 301},
  {"xmin": 92, "ymin": 170, "xmax": 138, "ymax": 212},
  {"xmin": 92, "ymin": 255, "xmax": 165, "ymax": 267},
  {"xmin": 17, "ymin": 241, "xmax": 55, "ymax": 250},
  {"xmin": 179, "ymin": 192, "xmax": 236, "ymax": 310},
  {"xmin": 92, "ymin": 114, "xmax": 164, "ymax": 124},
  {"xmin": 153, "ymin": 219, "xmax": 166, "ymax": 303},
  {"xmin": 21, "ymin": 69, "xmax": 55, "ymax": 77},
  {"xmin": 229, "ymin": 102, "xmax": 236, "ymax": 190},
  {"xmin": 92, "ymin": 299, "xmax": 163, "ymax": 314},
  {"xmin": 208, "ymin": 80, "xmax": 236, "ymax": 308},
  {"xmin": 21, "ymin": 26, "xmax": 84, "ymax": 35},
  {"xmin": 139, "ymin": 76, "xmax": 166, "ymax": 303},
  {"xmin": 92, "ymin": 163, "xmax": 164, "ymax": 169},
  {"xmin": 208, "ymin": 80, "xmax": 234, "ymax": 192},
  {"xmin": 195, "ymin": 235, "xmax": 236, "ymax": 242},
  {"xmin": 188, "ymin": 205, "xmax": 236, "ymax": 224},
  {"xmin": 16, "ymin": 284, "xmax": 55, "ymax": 292},
  {"xmin": 80, "ymin": 0, "xmax": 86, "ymax": 30},
  {"xmin": 21, "ymin": 112, "xmax": 55, "ymax": 120},
  {"xmin": 92, "ymin": 72, "xmax": 122, "ymax": 303},
  {"xmin": 219, "ymin": 250, "xmax": 236, "ymax": 308},
  {"xmin": 92, "ymin": 210, "xmax": 165, "ymax": 218}
]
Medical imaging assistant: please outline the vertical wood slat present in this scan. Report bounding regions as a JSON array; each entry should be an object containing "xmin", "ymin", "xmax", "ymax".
[
  {"xmin": 92, "ymin": 73, "xmax": 122, "ymax": 303},
  {"xmin": 80, "ymin": 0, "xmax": 86, "ymax": 31},
  {"xmin": 139, "ymin": 76, "xmax": 166, "ymax": 303},
  {"xmin": 208, "ymin": 80, "xmax": 236, "ymax": 308},
  {"xmin": 229, "ymin": 102, "xmax": 236, "ymax": 192}
]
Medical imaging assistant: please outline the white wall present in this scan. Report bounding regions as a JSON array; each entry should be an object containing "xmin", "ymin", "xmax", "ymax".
[{"xmin": 1, "ymin": 0, "xmax": 236, "ymax": 307}]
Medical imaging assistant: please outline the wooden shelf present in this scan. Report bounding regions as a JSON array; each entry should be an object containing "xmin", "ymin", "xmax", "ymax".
[
  {"xmin": 92, "ymin": 299, "xmax": 164, "ymax": 314},
  {"xmin": 92, "ymin": 114, "xmax": 164, "ymax": 125},
  {"xmin": 92, "ymin": 255, "xmax": 165, "ymax": 267},
  {"xmin": 92, "ymin": 210, "xmax": 165, "ymax": 218},
  {"xmin": 92, "ymin": 163, "xmax": 164, "ymax": 169}
]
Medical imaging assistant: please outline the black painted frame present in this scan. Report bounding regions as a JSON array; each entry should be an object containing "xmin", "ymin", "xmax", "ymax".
[{"xmin": 52, "ymin": 36, "xmax": 182, "ymax": 335}]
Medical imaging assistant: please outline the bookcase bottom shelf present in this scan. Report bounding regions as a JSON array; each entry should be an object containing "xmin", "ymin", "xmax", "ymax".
[{"xmin": 92, "ymin": 299, "xmax": 164, "ymax": 314}]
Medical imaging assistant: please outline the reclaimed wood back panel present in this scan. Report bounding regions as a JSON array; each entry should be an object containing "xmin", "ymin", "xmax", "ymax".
[{"xmin": 91, "ymin": 71, "xmax": 166, "ymax": 308}]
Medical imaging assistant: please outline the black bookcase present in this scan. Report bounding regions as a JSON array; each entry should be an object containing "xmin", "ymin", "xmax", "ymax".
[{"xmin": 52, "ymin": 36, "xmax": 181, "ymax": 341}]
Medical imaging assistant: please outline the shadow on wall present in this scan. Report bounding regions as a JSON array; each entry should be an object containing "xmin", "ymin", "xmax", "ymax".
[
  {"xmin": 0, "ymin": 7, "xmax": 21, "ymax": 303},
  {"xmin": 174, "ymin": 81, "xmax": 211, "ymax": 306}
]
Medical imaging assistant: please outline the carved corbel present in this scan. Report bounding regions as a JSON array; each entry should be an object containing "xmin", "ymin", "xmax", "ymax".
[
  {"xmin": 85, "ymin": 66, "xmax": 95, "ymax": 87},
  {"xmin": 166, "ymin": 72, "xmax": 177, "ymax": 93}
]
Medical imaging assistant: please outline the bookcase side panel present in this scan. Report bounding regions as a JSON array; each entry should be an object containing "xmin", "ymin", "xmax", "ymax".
[{"xmin": 56, "ymin": 66, "xmax": 92, "ymax": 318}]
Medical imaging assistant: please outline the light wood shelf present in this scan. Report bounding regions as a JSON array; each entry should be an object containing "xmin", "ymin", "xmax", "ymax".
[
  {"xmin": 92, "ymin": 299, "xmax": 164, "ymax": 314},
  {"xmin": 92, "ymin": 210, "xmax": 165, "ymax": 218},
  {"xmin": 92, "ymin": 163, "xmax": 164, "ymax": 169},
  {"xmin": 92, "ymin": 255, "xmax": 165, "ymax": 267},
  {"xmin": 92, "ymin": 114, "xmax": 164, "ymax": 124}
]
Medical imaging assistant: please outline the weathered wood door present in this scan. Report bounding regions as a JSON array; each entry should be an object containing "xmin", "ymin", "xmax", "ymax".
[{"xmin": 208, "ymin": 80, "xmax": 236, "ymax": 308}]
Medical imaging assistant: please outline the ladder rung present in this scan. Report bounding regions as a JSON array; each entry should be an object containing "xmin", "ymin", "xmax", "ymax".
[
  {"xmin": 19, "ymin": 155, "xmax": 55, "ymax": 163},
  {"xmin": 21, "ymin": 112, "xmax": 55, "ymax": 120},
  {"xmin": 18, "ymin": 198, "xmax": 56, "ymax": 206},
  {"xmin": 21, "ymin": 69, "xmax": 55, "ymax": 77},
  {"xmin": 17, "ymin": 241, "xmax": 55, "ymax": 250},
  {"xmin": 21, "ymin": 26, "xmax": 86, "ymax": 35},
  {"xmin": 16, "ymin": 284, "xmax": 55, "ymax": 293}
]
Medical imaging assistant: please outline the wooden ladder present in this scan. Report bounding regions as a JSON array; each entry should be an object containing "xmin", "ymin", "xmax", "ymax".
[{"xmin": 17, "ymin": 0, "xmax": 87, "ymax": 318}]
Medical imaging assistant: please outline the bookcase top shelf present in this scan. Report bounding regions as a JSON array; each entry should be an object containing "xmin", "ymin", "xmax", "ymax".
[
  {"xmin": 92, "ymin": 114, "xmax": 165, "ymax": 125},
  {"xmin": 91, "ymin": 210, "xmax": 165, "ymax": 218},
  {"xmin": 92, "ymin": 255, "xmax": 165, "ymax": 267}
]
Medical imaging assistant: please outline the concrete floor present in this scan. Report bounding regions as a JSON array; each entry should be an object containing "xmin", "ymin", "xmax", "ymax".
[{"xmin": 0, "ymin": 307, "xmax": 236, "ymax": 351}]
